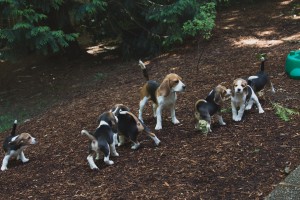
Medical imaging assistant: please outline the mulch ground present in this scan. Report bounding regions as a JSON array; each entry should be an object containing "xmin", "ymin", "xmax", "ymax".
[{"xmin": 0, "ymin": 0, "xmax": 299, "ymax": 199}]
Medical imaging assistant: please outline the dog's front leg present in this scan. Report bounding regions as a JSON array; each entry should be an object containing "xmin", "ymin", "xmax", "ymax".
[
  {"xmin": 235, "ymin": 104, "xmax": 246, "ymax": 121},
  {"xmin": 110, "ymin": 143, "xmax": 119, "ymax": 157},
  {"xmin": 170, "ymin": 104, "xmax": 180, "ymax": 125},
  {"xmin": 19, "ymin": 151, "xmax": 29, "ymax": 163},
  {"xmin": 138, "ymin": 96, "xmax": 149, "ymax": 122},
  {"xmin": 216, "ymin": 114, "xmax": 226, "ymax": 125},
  {"xmin": 231, "ymin": 101, "xmax": 238, "ymax": 121},
  {"xmin": 155, "ymin": 105, "xmax": 163, "ymax": 130},
  {"xmin": 1, "ymin": 154, "xmax": 10, "ymax": 171}
]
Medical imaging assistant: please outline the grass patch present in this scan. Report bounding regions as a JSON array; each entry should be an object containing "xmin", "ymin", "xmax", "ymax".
[{"xmin": 272, "ymin": 102, "xmax": 299, "ymax": 121}]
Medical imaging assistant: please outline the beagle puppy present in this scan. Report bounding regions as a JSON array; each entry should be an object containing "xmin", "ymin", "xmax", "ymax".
[
  {"xmin": 81, "ymin": 111, "xmax": 119, "ymax": 170},
  {"xmin": 138, "ymin": 60, "xmax": 186, "ymax": 130},
  {"xmin": 231, "ymin": 78, "xmax": 264, "ymax": 121},
  {"xmin": 195, "ymin": 85, "xmax": 231, "ymax": 132},
  {"xmin": 247, "ymin": 57, "xmax": 275, "ymax": 96},
  {"xmin": 111, "ymin": 104, "xmax": 160, "ymax": 150},
  {"xmin": 1, "ymin": 120, "xmax": 37, "ymax": 171}
]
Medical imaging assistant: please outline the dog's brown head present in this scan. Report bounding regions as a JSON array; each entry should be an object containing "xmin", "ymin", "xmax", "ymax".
[
  {"xmin": 9, "ymin": 133, "xmax": 37, "ymax": 146},
  {"xmin": 214, "ymin": 85, "xmax": 231, "ymax": 105},
  {"xmin": 232, "ymin": 78, "xmax": 248, "ymax": 96},
  {"xmin": 159, "ymin": 73, "xmax": 186, "ymax": 97},
  {"xmin": 99, "ymin": 111, "xmax": 118, "ymax": 132}
]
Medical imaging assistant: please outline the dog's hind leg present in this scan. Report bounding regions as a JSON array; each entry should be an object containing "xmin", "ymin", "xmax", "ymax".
[
  {"xmin": 102, "ymin": 144, "xmax": 114, "ymax": 165},
  {"xmin": 1, "ymin": 154, "xmax": 10, "ymax": 171},
  {"xmin": 268, "ymin": 80, "xmax": 275, "ymax": 93},
  {"xmin": 138, "ymin": 96, "xmax": 149, "ymax": 122},
  {"xmin": 87, "ymin": 153, "xmax": 99, "ymax": 170},
  {"xmin": 252, "ymin": 94, "xmax": 264, "ymax": 113}
]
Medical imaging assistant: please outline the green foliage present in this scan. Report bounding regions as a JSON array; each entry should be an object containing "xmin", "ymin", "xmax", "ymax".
[
  {"xmin": 146, "ymin": 1, "xmax": 216, "ymax": 47},
  {"xmin": 0, "ymin": 0, "xmax": 219, "ymax": 60},
  {"xmin": 0, "ymin": 0, "xmax": 79, "ymax": 61},
  {"xmin": 272, "ymin": 103, "xmax": 299, "ymax": 121}
]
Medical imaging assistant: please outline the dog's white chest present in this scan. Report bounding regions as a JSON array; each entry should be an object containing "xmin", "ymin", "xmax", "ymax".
[{"xmin": 158, "ymin": 92, "xmax": 177, "ymax": 107}]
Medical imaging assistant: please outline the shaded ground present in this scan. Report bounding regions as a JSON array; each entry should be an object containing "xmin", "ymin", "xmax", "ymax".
[{"xmin": 0, "ymin": 0, "xmax": 299, "ymax": 199}]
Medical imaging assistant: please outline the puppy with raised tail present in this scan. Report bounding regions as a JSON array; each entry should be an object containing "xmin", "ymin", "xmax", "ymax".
[
  {"xmin": 247, "ymin": 57, "xmax": 275, "ymax": 95},
  {"xmin": 195, "ymin": 85, "xmax": 231, "ymax": 132},
  {"xmin": 1, "ymin": 120, "xmax": 37, "ymax": 171},
  {"xmin": 111, "ymin": 104, "xmax": 160, "ymax": 149},
  {"xmin": 138, "ymin": 60, "xmax": 186, "ymax": 130},
  {"xmin": 231, "ymin": 78, "xmax": 264, "ymax": 121},
  {"xmin": 81, "ymin": 111, "xmax": 119, "ymax": 170}
]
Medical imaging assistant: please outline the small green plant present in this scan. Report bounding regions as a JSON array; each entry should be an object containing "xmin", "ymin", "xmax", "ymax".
[
  {"xmin": 272, "ymin": 102, "xmax": 299, "ymax": 121},
  {"xmin": 94, "ymin": 72, "xmax": 106, "ymax": 81},
  {"xmin": 221, "ymin": 107, "xmax": 231, "ymax": 113}
]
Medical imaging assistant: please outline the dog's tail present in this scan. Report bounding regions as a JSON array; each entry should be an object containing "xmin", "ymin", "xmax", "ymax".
[
  {"xmin": 11, "ymin": 120, "xmax": 17, "ymax": 136},
  {"xmin": 81, "ymin": 130, "xmax": 96, "ymax": 141},
  {"xmin": 139, "ymin": 59, "xmax": 149, "ymax": 81},
  {"xmin": 260, "ymin": 56, "xmax": 266, "ymax": 72}
]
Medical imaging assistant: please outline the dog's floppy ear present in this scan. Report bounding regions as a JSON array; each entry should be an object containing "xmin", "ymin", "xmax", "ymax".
[
  {"xmin": 159, "ymin": 78, "xmax": 171, "ymax": 97},
  {"xmin": 214, "ymin": 91, "xmax": 223, "ymax": 105}
]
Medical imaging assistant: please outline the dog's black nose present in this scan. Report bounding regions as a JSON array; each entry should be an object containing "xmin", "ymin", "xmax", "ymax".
[
  {"xmin": 182, "ymin": 85, "xmax": 186, "ymax": 90},
  {"xmin": 237, "ymin": 88, "xmax": 241, "ymax": 92}
]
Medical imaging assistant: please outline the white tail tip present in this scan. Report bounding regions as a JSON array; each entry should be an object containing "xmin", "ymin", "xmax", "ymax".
[
  {"xmin": 14, "ymin": 120, "xmax": 17, "ymax": 124},
  {"xmin": 81, "ymin": 130, "xmax": 88, "ymax": 135}
]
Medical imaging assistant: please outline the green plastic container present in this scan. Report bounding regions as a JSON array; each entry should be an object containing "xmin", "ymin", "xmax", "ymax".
[{"xmin": 285, "ymin": 50, "xmax": 300, "ymax": 80}]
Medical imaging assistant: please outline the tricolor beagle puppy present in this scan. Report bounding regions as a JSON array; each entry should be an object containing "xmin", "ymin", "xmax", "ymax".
[
  {"xmin": 195, "ymin": 85, "xmax": 231, "ymax": 132},
  {"xmin": 247, "ymin": 57, "xmax": 275, "ymax": 95},
  {"xmin": 111, "ymin": 104, "xmax": 160, "ymax": 150},
  {"xmin": 81, "ymin": 111, "xmax": 119, "ymax": 170},
  {"xmin": 231, "ymin": 78, "xmax": 264, "ymax": 121},
  {"xmin": 1, "ymin": 120, "xmax": 37, "ymax": 171},
  {"xmin": 138, "ymin": 60, "xmax": 186, "ymax": 130}
]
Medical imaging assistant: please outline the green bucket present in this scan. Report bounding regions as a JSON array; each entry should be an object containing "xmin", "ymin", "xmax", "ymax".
[{"xmin": 285, "ymin": 50, "xmax": 300, "ymax": 80}]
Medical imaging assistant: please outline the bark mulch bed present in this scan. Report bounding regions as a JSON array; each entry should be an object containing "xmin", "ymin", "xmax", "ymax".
[{"xmin": 0, "ymin": 0, "xmax": 299, "ymax": 199}]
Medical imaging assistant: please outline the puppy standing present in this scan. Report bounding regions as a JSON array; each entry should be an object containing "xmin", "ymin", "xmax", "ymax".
[
  {"xmin": 247, "ymin": 57, "xmax": 275, "ymax": 95},
  {"xmin": 111, "ymin": 104, "xmax": 160, "ymax": 149},
  {"xmin": 195, "ymin": 85, "xmax": 231, "ymax": 132},
  {"xmin": 138, "ymin": 60, "xmax": 186, "ymax": 130},
  {"xmin": 231, "ymin": 78, "xmax": 264, "ymax": 121},
  {"xmin": 1, "ymin": 120, "xmax": 37, "ymax": 171},
  {"xmin": 81, "ymin": 112, "xmax": 119, "ymax": 170}
]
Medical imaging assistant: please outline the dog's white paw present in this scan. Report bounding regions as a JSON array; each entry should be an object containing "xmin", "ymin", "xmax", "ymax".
[
  {"xmin": 90, "ymin": 166, "xmax": 99, "ymax": 170},
  {"xmin": 131, "ymin": 143, "xmax": 140, "ymax": 150},
  {"xmin": 22, "ymin": 158, "xmax": 29, "ymax": 163},
  {"xmin": 155, "ymin": 139, "xmax": 161, "ymax": 146},
  {"xmin": 220, "ymin": 122, "xmax": 226, "ymax": 125},
  {"xmin": 105, "ymin": 160, "xmax": 114, "ymax": 165},
  {"xmin": 233, "ymin": 116, "xmax": 242, "ymax": 121},
  {"xmin": 1, "ymin": 166, "xmax": 7, "ymax": 171},
  {"xmin": 112, "ymin": 152, "xmax": 119, "ymax": 157},
  {"xmin": 172, "ymin": 118, "xmax": 180, "ymax": 124},
  {"xmin": 259, "ymin": 109, "xmax": 265, "ymax": 114},
  {"xmin": 155, "ymin": 124, "xmax": 162, "ymax": 130},
  {"xmin": 245, "ymin": 105, "xmax": 252, "ymax": 110}
]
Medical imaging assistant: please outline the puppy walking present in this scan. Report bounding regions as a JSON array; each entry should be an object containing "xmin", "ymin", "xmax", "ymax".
[
  {"xmin": 81, "ymin": 112, "xmax": 119, "ymax": 170},
  {"xmin": 1, "ymin": 120, "xmax": 37, "ymax": 171},
  {"xmin": 231, "ymin": 78, "xmax": 264, "ymax": 121},
  {"xmin": 111, "ymin": 104, "xmax": 160, "ymax": 149},
  {"xmin": 138, "ymin": 60, "xmax": 186, "ymax": 130},
  {"xmin": 195, "ymin": 85, "xmax": 231, "ymax": 132},
  {"xmin": 247, "ymin": 57, "xmax": 275, "ymax": 94}
]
